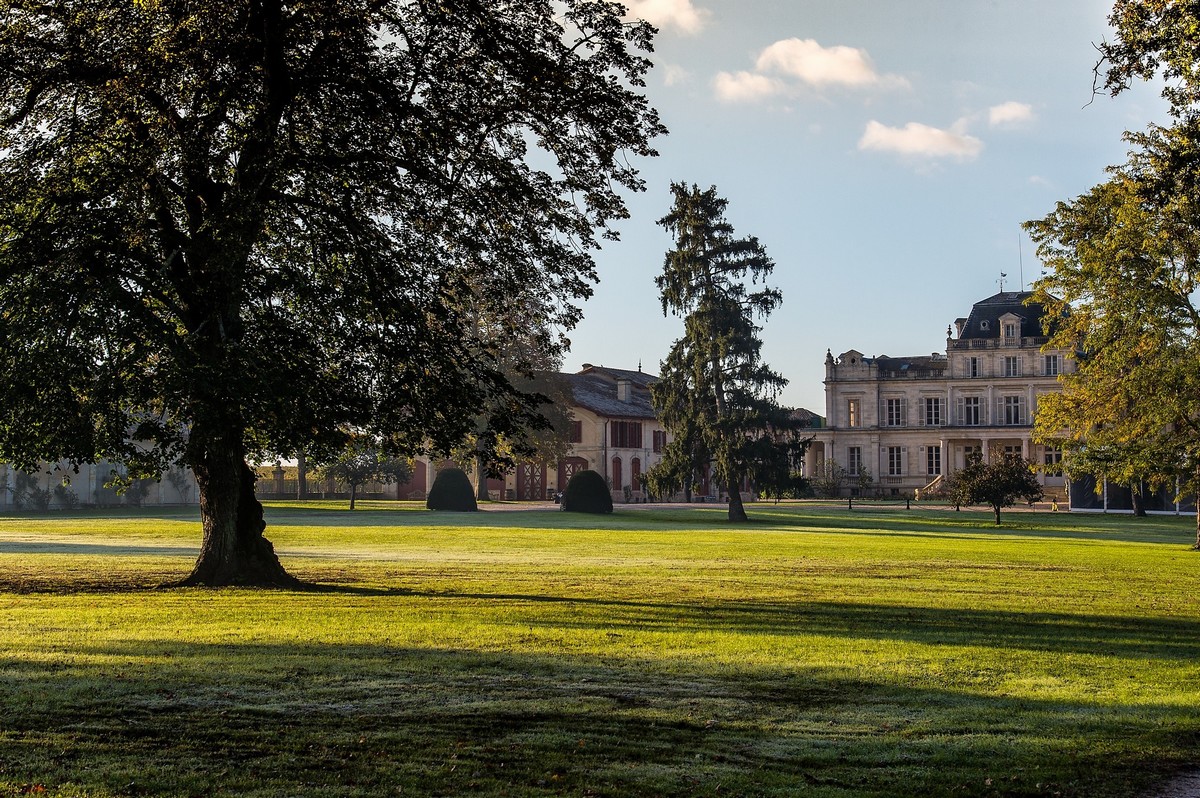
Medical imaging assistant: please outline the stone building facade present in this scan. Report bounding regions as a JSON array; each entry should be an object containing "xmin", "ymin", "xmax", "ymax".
[{"xmin": 808, "ymin": 292, "xmax": 1072, "ymax": 499}]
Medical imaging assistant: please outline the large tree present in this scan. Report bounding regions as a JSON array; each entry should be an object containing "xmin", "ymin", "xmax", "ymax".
[
  {"xmin": 1027, "ymin": 176, "xmax": 1200, "ymax": 533},
  {"xmin": 648, "ymin": 183, "xmax": 806, "ymax": 522},
  {"xmin": 0, "ymin": 0, "xmax": 663, "ymax": 584},
  {"xmin": 1025, "ymin": 0, "xmax": 1200, "ymax": 544}
]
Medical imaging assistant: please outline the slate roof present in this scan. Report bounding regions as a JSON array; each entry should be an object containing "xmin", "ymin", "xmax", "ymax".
[
  {"xmin": 565, "ymin": 365, "xmax": 660, "ymax": 420},
  {"xmin": 959, "ymin": 291, "xmax": 1048, "ymax": 340}
]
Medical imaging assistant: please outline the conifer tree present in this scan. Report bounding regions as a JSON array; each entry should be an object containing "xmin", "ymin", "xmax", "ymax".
[{"xmin": 648, "ymin": 183, "xmax": 807, "ymax": 522}]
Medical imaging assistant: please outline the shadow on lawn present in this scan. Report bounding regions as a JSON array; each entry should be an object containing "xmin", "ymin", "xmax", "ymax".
[
  {"xmin": 1, "ymin": 638, "xmax": 1196, "ymax": 798},
  {"xmin": 256, "ymin": 502, "xmax": 1199, "ymax": 547},
  {"xmin": 387, "ymin": 588, "xmax": 1200, "ymax": 662}
]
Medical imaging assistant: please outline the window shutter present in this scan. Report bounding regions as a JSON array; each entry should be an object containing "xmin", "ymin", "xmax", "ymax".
[{"xmin": 900, "ymin": 398, "xmax": 908, "ymax": 427}]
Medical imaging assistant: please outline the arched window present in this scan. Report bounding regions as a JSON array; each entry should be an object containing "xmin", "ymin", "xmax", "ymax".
[
  {"xmin": 611, "ymin": 456, "xmax": 623, "ymax": 490},
  {"xmin": 631, "ymin": 457, "xmax": 641, "ymax": 492}
]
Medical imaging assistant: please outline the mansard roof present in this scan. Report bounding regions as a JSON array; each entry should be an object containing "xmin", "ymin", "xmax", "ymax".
[
  {"xmin": 566, "ymin": 365, "xmax": 659, "ymax": 420},
  {"xmin": 959, "ymin": 291, "xmax": 1048, "ymax": 340}
]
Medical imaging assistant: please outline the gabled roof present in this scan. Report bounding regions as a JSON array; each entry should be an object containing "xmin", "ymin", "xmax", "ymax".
[
  {"xmin": 959, "ymin": 291, "xmax": 1048, "ymax": 340},
  {"xmin": 566, "ymin": 365, "xmax": 659, "ymax": 420}
]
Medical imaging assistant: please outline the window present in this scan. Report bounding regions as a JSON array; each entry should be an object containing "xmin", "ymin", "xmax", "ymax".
[
  {"xmin": 964, "ymin": 445, "xmax": 982, "ymax": 466},
  {"xmin": 569, "ymin": 420, "xmax": 583, "ymax": 444},
  {"xmin": 1003, "ymin": 321, "xmax": 1018, "ymax": 340},
  {"xmin": 610, "ymin": 421, "xmax": 642, "ymax": 448},
  {"xmin": 630, "ymin": 457, "xmax": 641, "ymax": 490},
  {"xmin": 960, "ymin": 396, "xmax": 981, "ymax": 426},
  {"xmin": 926, "ymin": 445, "xmax": 941, "ymax": 476},
  {"xmin": 924, "ymin": 397, "xmax": 943, "ymax": 426},
  {"xmin": 652, "ymin": 430, "xmax": 666, "ymax": 453},
  {"xmin": 1003, "ymin": 356, "xmax": 1019, "ymax": 377},
  {"xmin": 1044, "ymin": 446, "xmax": 1063, "ymax": 476},
  {"xmin": 1002, "ymin": 395, "xmax": 1026, "ymax": 425},
  {"xmin": 1003, "ymin": 445, "xmax": 1023, "ymax": 457},
  {"xmin": 885, "ymin": 397, "xmax": 907, "ymax": 427},
  {"xmin": 611, "ymin": 457, "xmax": 622, "ymax": 490},
  {"xmin": 887, "ymin": 446, "xmax": 904, "ymax": 477},
  {"xmin": 968, "ymin": 357, "xmax": 981, "ymax": 378},
  {"xmin": 1044, "ymin": 354, "xmax": 1060, "ymax": 377},
  {"xmin": 847, "ymin": 398, "xmax": 860, "ymax": 428},
  {"xmin": 847, "ymin": 446, "xmax": 862, "ymax": 477}
]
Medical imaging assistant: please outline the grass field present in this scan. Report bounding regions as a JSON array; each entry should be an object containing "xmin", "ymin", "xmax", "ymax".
[{"xmin": 1, "ymin": 502, "xmax": 1198, "ymax": 797}]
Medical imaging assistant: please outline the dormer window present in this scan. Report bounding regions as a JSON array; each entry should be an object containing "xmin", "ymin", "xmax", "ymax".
[{"xmin": 1003, "ymin": 322, "xmax": 1017, "ymax": 340}]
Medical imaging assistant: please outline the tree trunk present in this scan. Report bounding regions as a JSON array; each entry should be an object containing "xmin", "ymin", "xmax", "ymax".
[
  {"xmin": 475, "ymin": 456, "xmax": 489, "ymax": 502},
  {"xmin": 349, "ymin": 483, "xmax": 357, "ymax": 510},
  {"xmin": 296, "ymin": 451, "xmax": 308, "ymax": 500},
  {"xmin": 728, "ymin": 481, "xmax": 748, "ymax": 522},
  {"xmin": 180, "ymin": 437, "xmax": 296, "ymax": 587},
  {"xmin": 1131, "ymin": 484, "xmax": 1146, "ymax": 517},
  {"xmin": 993, "ymin": 504, "xmax": 1002, "ymax": 525}
]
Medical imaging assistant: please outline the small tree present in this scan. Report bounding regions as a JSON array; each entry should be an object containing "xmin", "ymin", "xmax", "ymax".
[
  {"xmin": 316, "ymin": 437, "xmax": 412, "ymax": 510},
  {"xmin": 809, "ymin": 459, "xmax": 846, "ymax": 499},
  {"xmin": 958, "ymin": 452, "xmax": 1043, "ymax": 525},
  {"xmin": 855, "ymin": 465, "xmax": 874, "ymax": 497}
]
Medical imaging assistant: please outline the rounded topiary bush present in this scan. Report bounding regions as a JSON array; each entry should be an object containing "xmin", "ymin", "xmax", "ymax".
[
  {"xmin": 426, "ymin": 467, "xmax": 478, "ymax": 512},
  {"xmin": 561, "ymin": 469, "xmax": 613, "ymax": 514}
]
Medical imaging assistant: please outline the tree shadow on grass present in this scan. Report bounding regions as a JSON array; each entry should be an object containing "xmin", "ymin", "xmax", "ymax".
[{"xmin": 0, "ymin": 638, "xmax": 1195, "ymax": 798}]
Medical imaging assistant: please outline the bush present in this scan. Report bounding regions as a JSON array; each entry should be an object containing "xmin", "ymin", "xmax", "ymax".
[
  {"xmin": 561, "ymin": 469, "xmax": 613, "ymax": 514},
  {"xmin": 426, "ymin": 467, "xmax": 478, "ymax": 512}
]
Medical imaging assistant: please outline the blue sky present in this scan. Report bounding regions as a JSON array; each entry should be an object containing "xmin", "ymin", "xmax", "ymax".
[{"xmin": 564, "ymin": 0, "xmax": 1167, "ymax": 413}]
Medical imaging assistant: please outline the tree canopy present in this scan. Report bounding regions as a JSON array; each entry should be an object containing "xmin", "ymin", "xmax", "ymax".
[
  {"xmin": 1026, "ymin": 0, "xmax": 1200, "ymax": 543},
  {"xmin": 647, "ymin": 183, "xmax": 808, "ymax": 522},
  {"xmin": 0, "ymin": 0, "xmax": 663, "ymax": 584},
  {"xmin": 315, "ymin": 436, "xmax": 412, "ymax": 510},
  {"xmin": 956, "ymin": 452, "xmax": 1043, "ymax": 526}
]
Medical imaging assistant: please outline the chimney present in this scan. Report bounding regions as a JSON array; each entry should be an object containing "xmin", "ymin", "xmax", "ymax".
[
  {"xmin": 616, "ymin": 377, "xmax": 632, "ymax": 403},
  {"xmin": 953, "ymin": 318, "xmax": 967, "ymax": 338}
]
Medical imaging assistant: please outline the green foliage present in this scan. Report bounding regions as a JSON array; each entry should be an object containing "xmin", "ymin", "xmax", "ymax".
[
  {"xmin": 560, "ymin": 469, "xmax": 613, "ymax": 514},
  {"xmin": 11, "ymin": 472, "xmax": 49, "ymax": 511},
  {"xmin": 1027, "ymin": 4, "xmax": 1200, "ymax": 543},
  {"xmin": 425, "ymin": 467, "xmax": 477, "ymax": 512},
  {"xmin": 649, "ymin": 184, "xmax": 809, "ymax": 522},
  {"xmin": 809, "ymin": 458, "xmax": 846, "ymax": 498},
  {"xmin": 315, "ymin": 435, "xmax": 412, "ymax": 510},
  {"xmin": 957, "ymin": 452, "xmax": 1044, "ymax": 525},
  {"xmin": 0, "ymin": 1, "xmax": 662, "ymax": 583}
]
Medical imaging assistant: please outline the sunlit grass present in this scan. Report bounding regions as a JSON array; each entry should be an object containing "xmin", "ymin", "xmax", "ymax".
[{"xmin": 1, "ymin": 503, "xmax": 1197, "ymax": 796}]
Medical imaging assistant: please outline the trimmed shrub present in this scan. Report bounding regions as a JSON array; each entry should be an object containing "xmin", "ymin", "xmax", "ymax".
[
  {"xmin": 561, "ymin": 469, "xmax": 613, "ymax": 514},
  {"xmin": 426, "ymin": 467, "xmax": 478, "ymax": 512}
]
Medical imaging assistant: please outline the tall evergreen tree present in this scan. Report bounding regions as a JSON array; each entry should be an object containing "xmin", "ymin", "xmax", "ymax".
[
  {"xmin": 648, "ymin": 183, "xmax": 807, "ymax": 522},
  {"xmin": 0, "ymin": 0, "xmax": 663, "ymax": 585}
]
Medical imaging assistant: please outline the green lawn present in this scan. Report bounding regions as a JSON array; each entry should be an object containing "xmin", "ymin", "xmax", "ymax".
[{"xmin": 1, "ymin": 502, "xmax": 1197, "ymax": 797}]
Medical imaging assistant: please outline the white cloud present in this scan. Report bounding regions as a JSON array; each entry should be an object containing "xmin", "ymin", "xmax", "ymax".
[
  {"xmin": 624, "ymin": 0, "xmax": 710, "ymax": 35},
  {"xmin": 988, "ymin": 101, "xmax": 1035, "ymax": 128},
  {"xmin": 858, "ymin": 120, "xmax": 984, "ymax": 161},
  {"xmin": 713, "ymin": 70, "xmax": 784, "ymax": 103},
  {"xmin": 755, "ymin": 38, "xmax": 907, "ymax": 89},
  {"xmin": 662, "ymin": 64, "xmax": 690, "ymax": 87}
]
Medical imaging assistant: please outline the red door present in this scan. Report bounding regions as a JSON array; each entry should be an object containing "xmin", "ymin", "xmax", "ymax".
[
  {"xmin": 558, "ymin": 457, "xmax": 588, "ymax": 492},
  {"xmin": 517, "ymin": 462, "xmax": 546, "ymax": 500}
]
